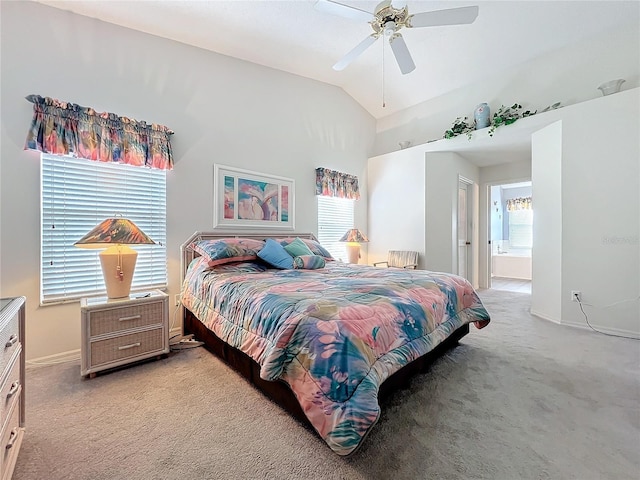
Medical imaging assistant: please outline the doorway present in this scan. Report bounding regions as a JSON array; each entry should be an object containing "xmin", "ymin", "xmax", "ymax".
[{"xmin": 488, "ymin": 181, "xmax": 532, "ymax": 293}]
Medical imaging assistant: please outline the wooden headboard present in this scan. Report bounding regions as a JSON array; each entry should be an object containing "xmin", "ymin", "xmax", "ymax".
[{"xmin": 180, "ymin": 231, "xmax": 318, "ymax": 286}]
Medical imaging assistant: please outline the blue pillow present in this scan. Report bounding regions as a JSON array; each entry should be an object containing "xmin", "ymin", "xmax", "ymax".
[{"xmin": 257, "ymin": 238, "xmax": 294, "ymax": 269}]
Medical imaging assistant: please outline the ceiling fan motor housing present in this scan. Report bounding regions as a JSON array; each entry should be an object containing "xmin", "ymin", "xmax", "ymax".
[{"xmin": 371, "ymin": 2, "xmax": 409, "ymax": 36}]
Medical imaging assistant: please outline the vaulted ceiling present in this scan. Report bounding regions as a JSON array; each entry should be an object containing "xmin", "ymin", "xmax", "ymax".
[{"xmin": 36, "ymin": 0, "xmax": 639, "ymax": 119}]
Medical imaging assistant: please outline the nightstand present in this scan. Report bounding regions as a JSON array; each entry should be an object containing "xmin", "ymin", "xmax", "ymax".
[
  {"xmin": 80, "ymin": 290, "xmax": 169, "ymax": 378},
  {"xmin": 0, "ymin": 297, "xmax": 25, "ymax": 480}
]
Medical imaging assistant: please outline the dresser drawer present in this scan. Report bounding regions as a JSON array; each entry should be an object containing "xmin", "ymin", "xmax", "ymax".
[
  {"xmin": 0, "ymin": 350, "xmax": 21, "ymax": 429},
  {"xmin": 0, "ymin": 396, "xmax": 22, "ymax": 480},
  {"xmin": 0, "ymin": 313, "xmax": 19, "ymax": 378},
  {"xmin": 88, "ymin": 301, "xmax": 165, "ymax": 337},
  {"xmin": 90, "ymin": 328, "xmax": 165, "ymax": 367}
]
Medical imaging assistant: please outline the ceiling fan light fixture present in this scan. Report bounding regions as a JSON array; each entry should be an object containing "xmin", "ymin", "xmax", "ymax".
[{"xmin": 383, "ymin": 21, "xmax": 397, "ymax": 36}]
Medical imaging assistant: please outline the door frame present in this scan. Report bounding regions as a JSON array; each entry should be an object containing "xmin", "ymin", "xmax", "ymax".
[
  {"xmin": 482, "ymin": 177, "xmax": 532, "ymax": 289},
  {"xmin": 457, "ymin": 175, "xmax": 478, "ymax": 287}
]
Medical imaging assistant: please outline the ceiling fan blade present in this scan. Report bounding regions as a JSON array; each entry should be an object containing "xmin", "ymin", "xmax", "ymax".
[
  {"xmin": 333, "ymin": 34, "xmax": 378, "ymax": 71},
  {"xmin": 314, "ymin": 0, "xmax": 375, "ymax": 23},
  {"xmin": 389, "ymin": 34, "xmax": 415, "ymax": 74},
  {"xmin": 408, "ymin": 6, "xmax": 479, "ymax": 28}
]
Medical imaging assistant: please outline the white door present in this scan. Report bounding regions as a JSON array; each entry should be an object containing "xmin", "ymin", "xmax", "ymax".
[{"xmin": 458, "ymin": 179, "xmax": 472, "ymax": 280}]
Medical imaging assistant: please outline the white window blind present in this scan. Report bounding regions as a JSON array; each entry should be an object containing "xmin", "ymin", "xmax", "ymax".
[
  {"xmin": 508, "ymin": 209, "xmax": 534, "ymax": 248},
  {"xmin": 41, "ymin": 154, "xmax": 167, "ymax": 304},
  {"xmin": 317, "ymin": 196, "xmax": 354, "ymax": 262}
]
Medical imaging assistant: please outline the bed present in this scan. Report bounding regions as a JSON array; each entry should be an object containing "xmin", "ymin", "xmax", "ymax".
[{"xmin": 180, "ymin": 232, "xmax": 490, "ymax": 456}]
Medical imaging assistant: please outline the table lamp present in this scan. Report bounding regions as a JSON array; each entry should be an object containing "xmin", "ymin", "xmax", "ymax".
[
  {"xmin": 74, "ymin": 217, "xmax": 156, "ymax": 298},
  {"xmin": 339, "ymin": 228, "xmax": 369, "ymax": 264}
]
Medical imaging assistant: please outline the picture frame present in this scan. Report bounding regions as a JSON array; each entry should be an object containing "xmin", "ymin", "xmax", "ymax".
[{"xmin": 213, "ymin": 164, "xmax": 295, "ymax": 230}]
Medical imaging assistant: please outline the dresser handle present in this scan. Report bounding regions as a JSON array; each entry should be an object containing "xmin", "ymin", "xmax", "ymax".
[
  {"xmin": 5, "ymin": 335, "xmax": 18, "ymax": 349},
  {"xmin": 6, "ymin": 382, "xmax": 19, "ymax": 398},
  {"xmin": 119, "ymin": 315, "xmax": 141, "ymax": 322},
  {"xmin": 6, "ymin": 429, "xmax": 18, "ymax": 450},
  {"xmin": 117, "ymin": 342, "xmax": 141, "ymax": 351}
]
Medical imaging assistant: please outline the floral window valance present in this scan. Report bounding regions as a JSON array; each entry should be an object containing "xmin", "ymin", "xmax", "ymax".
[
  {"xmin": 24, "ymin": 95, "xmax": 174, "ymax": 170},
  {"xmin": 315, "ymin": 167, "xmax": 360, "ymax": 200},
  {"xmin": 506, "ymin": 197, "xmax": 532, "ymax": 212}
]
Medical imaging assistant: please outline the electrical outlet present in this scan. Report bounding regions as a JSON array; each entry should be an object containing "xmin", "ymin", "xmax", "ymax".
[
  {"xmin": 571, "ymin": 290, "xmax": 581, "ymax": 302},
  {"xmin": 174, "ymin": 293, "xmax": 181, "ymax": 306}
]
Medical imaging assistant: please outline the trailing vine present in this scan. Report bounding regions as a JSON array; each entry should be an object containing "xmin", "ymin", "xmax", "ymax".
[
  {"xmin": 487, "ymin": 104, "xmax": 536, "ymax": 136},
  {"xmin": 443, "ymin": 117, "xmax": 475, "ymax": 140},
  {"xmin": 443, "ymin": 102, "xmax": 540, "ymax": 140}
]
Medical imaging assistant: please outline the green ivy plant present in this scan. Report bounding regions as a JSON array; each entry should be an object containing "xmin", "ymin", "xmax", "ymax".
[
  {"xmin": 443, "ymin": 103, "xmax": 538, "ymax": 140},
  {"xmin": 488, "ymin": 104, "xmax": 536, "ymax": 136},
  {"xmin": 443, "ymin": 116, "xmax": 475, "ymax": 140}
]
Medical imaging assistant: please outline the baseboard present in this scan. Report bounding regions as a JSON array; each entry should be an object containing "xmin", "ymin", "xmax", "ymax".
[
  {"xmin": 561, "ymin": 320, "xmax": 640, "ymax": 339},
  {"xmin": 531, "ymin": 310, "xmax": 639, "ymax": 338},
  {"xmin": 26, "ymin": 349, "xmax": 81, "ymax": 369},
  {"xmin": 530, "ymin": 309, "xmax": 561, "ymax": 324}
]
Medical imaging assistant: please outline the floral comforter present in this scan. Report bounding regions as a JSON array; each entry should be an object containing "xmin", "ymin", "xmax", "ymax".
[{"xmin": 181, "ymin": 258, "xmax": 490, "ymax": 456}]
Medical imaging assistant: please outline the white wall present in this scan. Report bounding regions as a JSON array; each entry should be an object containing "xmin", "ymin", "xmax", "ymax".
[
  {"xmin": 374, "ymin": 22, "xmax": 639, "ymax": 157},
  {"xmin": 531, "ymin": 122, "xmax": 563, "ymax": 323},
  {"xmin": 367, "ymin": 149, "xmax": 480, "ymax": 276},
  {"xmin": 559, "ymin": 92, "xmax": 639, "ymax": 335},
  {"xmin": 425, "ymin": 152, "xmax": 479, "ymax": 276},
  {"xmin": 0, "ymin": 2, "xmax": 375, "ymax": 360},
  {"xmin": 367, "ymin": 147, "xmax": 426, "ymax": 267}
]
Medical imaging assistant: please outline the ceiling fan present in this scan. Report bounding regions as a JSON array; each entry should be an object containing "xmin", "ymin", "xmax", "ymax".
[{"xmin": 315, "ymin": 0, "xmax": 479, "ymax": 74}]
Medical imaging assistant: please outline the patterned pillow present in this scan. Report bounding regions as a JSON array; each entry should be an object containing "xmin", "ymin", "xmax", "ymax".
[
  {"xmin": 208, "ymin": 261, "xmax": 267, "ymax": 274},
  {"xmin": 257, "ymin": 238, "xmax": 294, "ymax": 269},
  {"xmin": 293, "ymin": 255, "xmax": 326, "ymax": 270},
  {"xmin": 283, "ymin": 237, "xmax": 314, "ymax": 257},
  {"xmin": 191, "ymin": 238, "xmax": 265, "ymax": 267},
  {"xmin": 279, "ymin": 238, "xmax": 334, "ymax": 260}
]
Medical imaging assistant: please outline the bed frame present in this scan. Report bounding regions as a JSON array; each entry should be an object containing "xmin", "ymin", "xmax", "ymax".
[{"xmin": 180, "ymin": 231, "xmax": 470, "ymax": 429}]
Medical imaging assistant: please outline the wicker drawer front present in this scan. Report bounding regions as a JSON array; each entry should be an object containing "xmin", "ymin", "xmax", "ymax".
[
  {"xmin": 0, "ymin": 396, "xmax": 21, "ymax": 479},
  {"xmin": 0, "ymin": 351, "xmax": 20, "ymax": 425},
  {"xmin": 90, "ymin": 328, "xmax": 165, "ymax": 367},
  {"xmin": 89, "ymin": 301, "xmax": 164, "ymax": 337},
  {"xmin": 0, "ymin": 313, "xmax": 19, "ymax": 377}
]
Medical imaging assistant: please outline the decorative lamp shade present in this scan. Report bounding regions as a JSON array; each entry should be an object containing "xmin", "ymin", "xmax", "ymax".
[
  {"xmin": 339, "ymin": 228, "xmax": 369, "ymax": 243},
  {"xmin": 74, "ymin": 218, "xmax": 156, "ymax": 248},
  {"xmin": 74, "ymin": 218, "xmax": 155, "ymax": 299},
  {"xmin": 339, "ymin": 229, "xmax": 368, "ymax": 265}
]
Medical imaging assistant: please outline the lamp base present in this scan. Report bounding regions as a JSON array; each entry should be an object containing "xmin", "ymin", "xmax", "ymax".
[
  {"xmin": 345, "ymin": 243, "xmax": 360, "ymax": 264},
  {"xmin": 99, "ymin": 245, "xmax": 137, "ymax": 298}
]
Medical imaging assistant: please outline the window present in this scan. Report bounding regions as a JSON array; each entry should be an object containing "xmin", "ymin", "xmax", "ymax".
[
  {"xmin": 508, "ymin": 209, "xmax": 533, "ymax": 249},
  {"xmin": 41, "ymin": 155, "xmax": 167, "ymax": 304},
  {"xmin": 317, "ymin": 196, "xmax": 354, "ymax": 262}
]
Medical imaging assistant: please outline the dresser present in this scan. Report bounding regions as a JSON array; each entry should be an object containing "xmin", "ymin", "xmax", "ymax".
[
  {"xmin": 80, "ymin": 291, "xmax": 169, "ymax": 378},
  {"xmin": 0, "ymin": 297, "xmax": 25, "ymax": 480}
]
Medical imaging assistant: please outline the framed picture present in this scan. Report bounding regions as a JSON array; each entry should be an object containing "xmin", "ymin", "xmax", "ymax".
[{"xmin": 213, "ymin": 164, "xmax": 295, "ymax": 230}]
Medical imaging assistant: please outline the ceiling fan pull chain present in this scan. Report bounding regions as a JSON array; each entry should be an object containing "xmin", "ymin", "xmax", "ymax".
[{"xmin": 382, "ymin": 38, "xmax": 386, "ymax": 108}]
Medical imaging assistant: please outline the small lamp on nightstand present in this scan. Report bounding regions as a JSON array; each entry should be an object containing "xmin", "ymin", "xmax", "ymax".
[
  {"xmin": 339, "ymin": 228, "xmax": 369, "ymax": 264},
  {"xmin": 74, "ymin": 217, "xmax": 156, "ymax": 299}
]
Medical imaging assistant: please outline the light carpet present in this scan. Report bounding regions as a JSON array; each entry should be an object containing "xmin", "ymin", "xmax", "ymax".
[{"xmin": 13, "ymin": 290, "xmax": 639, "ymax": 480}]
